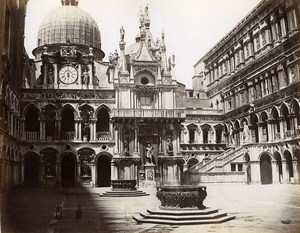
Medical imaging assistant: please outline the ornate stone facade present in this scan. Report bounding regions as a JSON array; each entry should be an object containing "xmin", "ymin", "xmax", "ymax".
[
  {"xmin": 2, "ymin": 0, "xmax": 299, "ymax": 192},
  {"xmin": 189, "ymin": 0, "xmax": 300, "ymax": 184}
]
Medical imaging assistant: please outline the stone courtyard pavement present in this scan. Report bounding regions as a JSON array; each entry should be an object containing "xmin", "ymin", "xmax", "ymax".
[{"xmin": 1, "ymin": 184, "xmax": 300, "ymax": 233}]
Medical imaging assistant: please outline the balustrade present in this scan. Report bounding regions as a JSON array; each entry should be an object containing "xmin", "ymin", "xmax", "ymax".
[
  {"xmin": 61, "ymin": 131, "xmax": 75, "ymax": 140},
  {"xmin": 24, "ymin": 132, "xmax": 39, "ymax": 141},
  {"xmin": 112, "ymin": 109, "xmax": 185, "ymax": 118},
  {"xmin": 96, "ymin": 132, "xmax": 111, "ymax": 141}
]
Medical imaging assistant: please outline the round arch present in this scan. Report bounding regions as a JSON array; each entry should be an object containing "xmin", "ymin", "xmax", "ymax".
[
  {"xmin": 187, "ymin": 158, "xmax": 198, "ymax": 169},
  {"xmin": 259, "ymin": 153, "xmax": 273, "ymax": 185}
]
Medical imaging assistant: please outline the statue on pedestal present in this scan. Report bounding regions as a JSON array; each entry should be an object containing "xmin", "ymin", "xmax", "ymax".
[
  {"xmin": 166, "ymin": 137, "xmax": 173, "ymax": 156},
  {"xmin": 145, "ymin": 142, "xmax": 154, "ymax": 164}
]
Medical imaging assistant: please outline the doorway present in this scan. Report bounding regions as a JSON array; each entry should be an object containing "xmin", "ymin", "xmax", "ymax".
[
  {"xmin": 61, "ymin": 154, "xmax": 76, "ymax": 187},
  {"xmin": 97, "ymin": 155, "xmax": 111, "ymax": 187},
  {"xmin": 260, "ymin": 154, "xmax": 272, "ymax": 184},
  {"xmin": 24, "ymin": 153, "xmax": 39, "ymax": 187}
]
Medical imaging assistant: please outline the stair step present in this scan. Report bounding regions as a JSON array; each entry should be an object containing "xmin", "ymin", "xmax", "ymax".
[
  {"xmin": 99, "ymin": 191, "xmax": 149, "ymax": 197},
  {"xmin": 132, "ymin": 214, "xmax": 235, "ymax": 225},
  {"xmin": 140, "ymin": 212, "xmax": 227, "ymax": 220},
  {"xmin": 100, "ymin": 194, "xmax": 149, "ymax": 197},
  {"xmin": 105, "ymin": 190, "xmax": 144, "ymax": 194},
  {"xmin": 147, "ymin": 208, "xmax": 219, "ymax": 216}
]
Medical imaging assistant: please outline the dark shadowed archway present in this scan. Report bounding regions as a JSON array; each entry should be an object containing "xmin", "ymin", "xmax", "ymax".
[
  {"xmin": 260, "ymin": 153, "xmax": 272, "ymax": 185},
  {"xmin": 97, "ymin": 154, "xmax": 111, "ymax": 187},
  {"xmin": 24, "ymin": 153, "xmax": 40, "ymax": 187},
  {"xmin": 61, "ymin": 154, "xmax": 76, "ymax": 187}
]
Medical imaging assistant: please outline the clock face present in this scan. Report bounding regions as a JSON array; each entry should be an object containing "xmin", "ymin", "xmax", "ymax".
[{"xmin": 59, "ymin": 65, "xmax": 78, "ymax": 84}]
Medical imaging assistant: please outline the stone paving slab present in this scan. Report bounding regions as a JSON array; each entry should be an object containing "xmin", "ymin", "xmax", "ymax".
[{"xmin": 1, "ymin": 184, "xmax": 300, "ymax": 233}]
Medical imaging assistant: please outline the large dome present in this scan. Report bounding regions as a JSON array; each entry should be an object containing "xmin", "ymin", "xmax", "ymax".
[{"xmin": 37, "ymin": 5, "xmax": 101, "ymax": 49}]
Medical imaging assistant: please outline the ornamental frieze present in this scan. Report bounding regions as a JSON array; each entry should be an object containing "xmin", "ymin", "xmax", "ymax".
[
  {"xmin": 133, "ymin": 65, "xmax": 158, "ymax": 74},
  {"xmin": 22, "ymin": 91, "xmax": 115, "ymax": 101}
]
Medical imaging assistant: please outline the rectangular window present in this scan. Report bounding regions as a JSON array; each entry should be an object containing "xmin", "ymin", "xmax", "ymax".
[
  {"xmin": 238, "ymin": 164, "xmax": 243, "ymax": 171},
  {"xmin": 231, "ymin": 163, "xmax": 243, "ymax": 172},
  {"xmin": 231, "ymin": 163, "xmax": 236, "ymax": 172},
  {"xmin": 140, "ymin": 96, "xmax": 152, "ymax": 106}
]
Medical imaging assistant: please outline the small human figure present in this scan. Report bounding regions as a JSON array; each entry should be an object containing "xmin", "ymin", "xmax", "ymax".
[
  {"xmin": 120, "ymin": 26, "xmax": 125, "ymax": 41},
  {"xmin": 81, "ymin": 69, "xmax": 89, "ymax": 84},
  {"xmin": 243, "ymin": 122, "xmax": 250, "ymax": 142},
  {"xmin": 81, "ymin": 158, "xmax": 90, "ymax": 176},
  {"xmin": 145, "ymin": 143, "xmax": 154, "ymax": 164},
  {"xmin": 124, "ymin": 139, "xmax": 129, "ymax": 156},
  {"xmin": 166, "ymin": 137, "xmax": 173, "ymax": 156},
  {"xmin": 55, "ymin": 202, "xmax": 63, "ymax": 219},
  {"xmin": 75, "ymin": 205, "xmax": 82, "ymax": 219}
]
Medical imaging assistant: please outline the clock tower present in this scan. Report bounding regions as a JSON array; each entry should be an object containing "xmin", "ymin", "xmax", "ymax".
[{"xmin": 31, "ymin": 0, "xmax": 105, "ymax": 90}]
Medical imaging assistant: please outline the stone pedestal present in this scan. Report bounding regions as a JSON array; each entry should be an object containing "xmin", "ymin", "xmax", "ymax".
[
  {"xmin": 140, "ymin": 164, "xmax": 156, "ymax": 188},
  {"xmin": 81, "ymin": 175, "xmax": 92, "ymax": 187},
  {"xmin": 44, "ymin": 176, "xmax": 56, "ymax": 186},
  {"xmin": 157, "ymin": 156, "xmax": 184, "ymax": 186}
]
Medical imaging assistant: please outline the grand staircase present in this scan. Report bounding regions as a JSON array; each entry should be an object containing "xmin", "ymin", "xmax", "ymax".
[
  {"xmin": 133, "ymin": 208, "xmax": 235, "ymax": 225},
  {"xmin": 189, "ymin": 146, "xmax": 245, "ymax": 173}
]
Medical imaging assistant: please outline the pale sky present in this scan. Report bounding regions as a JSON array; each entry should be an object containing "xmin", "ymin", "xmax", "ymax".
[{"xmin": 25, "ymin": 0, "xmax": 261, "ymax": 88}]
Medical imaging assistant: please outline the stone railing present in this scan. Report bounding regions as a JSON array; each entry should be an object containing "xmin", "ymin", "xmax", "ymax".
[
  {"xmin": 112, "ymin": 109, "xmax": 186, "ymax": 118},
  {"xmin": 24, "ymin": 132, "xmax": 39, "ymax": 141},
  {"xmin": 156, "ymin": 185, "xmax": 207, "ymax": 209},
  {"xmin": 111, "ymin": 180, "xmax": 137, "ymax": 190},
  {"xmin": 61, "ymin": 131, "xmax": 75, "ymax": 140},
  {"xmin": 180, "ymin": 143, "xmax": 226, "ymax": 151},
  {"xmin": 96, "ymin": 132, "xmax": 111, "ymax": 141}
]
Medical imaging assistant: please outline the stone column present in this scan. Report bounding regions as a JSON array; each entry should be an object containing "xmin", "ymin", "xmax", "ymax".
[
  {"xmin": 91, "ymin": 163, "xmax": 96, "ymax": 187},
  {"xmin": 282, "ymin": 160, "xmax": 288, "ymax": 183},
  {"xmin": 39, "ymin": 118, "xmax": 44, "ymax": 141},
  {"xmin": 56, "ymin": 117, "xmax": 61, "ymax": 140},
  {"xmin": 111, "ymin": 160, "xmax": 118, "ymax": 181},
  {"xmin": 114, "ymin": 124, "xmax": 120, "ymax": 155},
  {"xmin": 20, "ymin": 118, "xmax": 24, "ymax": 140},
  {"xmin": 279, "ymin": 117, "xmax": 285, "ymax": 139},
  {"xmin": 90, "ymin": 118, "xmax": 97, "ymax": 141},
  {"xmin": 292, "ymin": 160, "xmax": 300, "ymax": 184},
  {"xmin": 53, "ymin": 64, "xmax": 58, "ymax": 88},
  {"xmin": 74, "ymin": 120, "xmax": 78, "ymax": 140},
  {"xmin": 77, "ymin": 162, "xmax": 81, "ymax": 187},
  {"xmin": 272, "ymin": 161, "xmax": 280, "ymax": 184},
  {"xmin": 78, "ymin": 120, "xmax": 82, "ymax": 141},
  {"xmin": 78, "ymin": 64, "xmax": 82, "ymax": 86},
  {"xmin": 88, "ymin": 64, "xmax": 93, "ymax": 89}
]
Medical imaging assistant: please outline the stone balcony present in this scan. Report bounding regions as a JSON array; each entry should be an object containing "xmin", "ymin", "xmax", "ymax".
[{"xmin": 111, "ymin": 109, "xmax": 186, "ymax": 119}]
